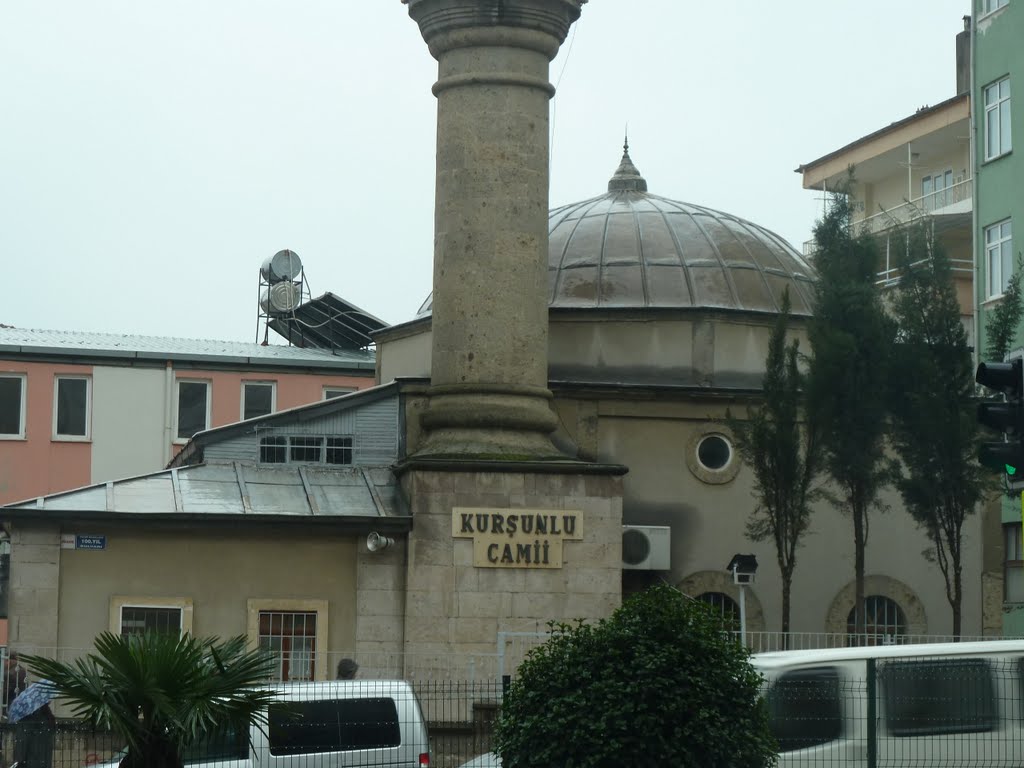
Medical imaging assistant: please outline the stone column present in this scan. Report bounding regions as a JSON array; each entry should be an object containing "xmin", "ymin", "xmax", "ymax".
[{"xmin": 404, "ymin": 0, "xmax": 585, "ymax": 459}]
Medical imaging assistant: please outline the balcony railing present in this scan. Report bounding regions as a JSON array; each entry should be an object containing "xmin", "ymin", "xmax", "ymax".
[{"xmin": 803, "ymin": 176, "xmax": 973, "ymax": 256}]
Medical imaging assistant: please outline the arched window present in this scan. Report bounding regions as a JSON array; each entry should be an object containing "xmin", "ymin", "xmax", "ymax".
[
  {"xmin": 697, "ymin": 592, "xmax": 740, "ymax": 631},
  {"xmin": 846, "ymin": 595, "xmax": 907, "ymax": 646}
]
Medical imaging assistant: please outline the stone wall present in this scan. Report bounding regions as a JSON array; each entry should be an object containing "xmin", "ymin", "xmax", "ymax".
[
  {"xmin": 399, "ymin": 467, "xmax": 623, "ymax": 679},
  {"xmin": 8, "ymin": 523, "xmax": 59, "ymax": 651}
]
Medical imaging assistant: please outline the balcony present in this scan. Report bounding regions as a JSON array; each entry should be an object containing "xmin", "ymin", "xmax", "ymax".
[{"xmin": 803, "ymin": 176, "xmax": 973, "ymax": 257}]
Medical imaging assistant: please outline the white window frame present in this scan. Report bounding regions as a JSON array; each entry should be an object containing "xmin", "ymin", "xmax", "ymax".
[
  {"xmin": 52, "ymin": 375, "xmax": 91, "ymax": 441},
  {"xmin": 259, "ymin": 434, "xmax": 354, "ymax": 465},
  {"xmin": 241, "ymin": 380, "xmax": 277, "ymax": 421},
  {"xmin": 322, "ymin": 386, "xmax": 356, "ymax": 400},
  {"xmin": 247, "ymin": 598, "xmax": 328, "ymax": 681},
  {"xmin": 985, "ymin": 218, "xmax": 1013, "ymax": 298},
  {"xmin": 0, "ymin": 374, "xmax": 27, "ymax": 440},
  {"xmin": 984, "ymin": 76, "xmax": 1012, "ymax": 161},
  {"xmin": 174, "ymin": 379, "xmax": 211, "ymax": 444},
  {"xmin": 110, "ymin": 596, "xmax": 193, "ymax": 636},
  {"xmin": 981, "ymin": 0, "xmax": 1008, "ymax": 16}
]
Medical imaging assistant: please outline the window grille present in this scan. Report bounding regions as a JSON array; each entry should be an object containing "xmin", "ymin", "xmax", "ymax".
[
  {"xmin": 846, "ymin": 595, "xmax": 906, "ymax": 646},
  {"xmin": 258, "ymin": 435, "xmax": 355, "ymax": 466},
  {"xmin": 259, "ymin": 610, "xmax": 317, "ymax": 681},
  {"xmin": 260, "ymin": 436, "xmax": 287, "ymax": 463},
  {"xmin": 697, "ymin": 591, "xmax": 740, "ymax": 631},
  {"xmin": 120, "ymin": 606, "xmax": 183, "ymax": 636}
]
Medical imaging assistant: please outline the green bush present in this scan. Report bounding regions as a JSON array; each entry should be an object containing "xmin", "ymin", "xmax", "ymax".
[{"xmin": 494, "ymin": 584, "xmax": 776, "ymax": 768}]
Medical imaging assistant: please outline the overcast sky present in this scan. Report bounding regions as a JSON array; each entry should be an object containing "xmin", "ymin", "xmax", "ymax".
[{"xmin": 1, "ymin": 1, "xmax": 971, "ymax": 343}]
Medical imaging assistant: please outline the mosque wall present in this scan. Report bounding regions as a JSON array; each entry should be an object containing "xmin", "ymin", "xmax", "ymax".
[
  {"xmin": 380, "ymin": 315, "xmax": 983, "ymax": 639},
  {"xmin": 581, "ymin": 399, "xmax": 984, "ymax": 638}
]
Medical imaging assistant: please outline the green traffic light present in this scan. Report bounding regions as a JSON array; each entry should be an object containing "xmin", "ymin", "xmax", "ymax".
[{"xmin": 1009, "ymin": 465, "xmax": 1019, "ymax": 476}]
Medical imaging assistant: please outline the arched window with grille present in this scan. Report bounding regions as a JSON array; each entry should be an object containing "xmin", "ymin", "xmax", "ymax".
[
  {"xmin": 697, "ymin": 591, "xmax": 741, "ymax": 632},
  {"xmin": 847, "ymin": 595, "xmax": 907, "ymax": 646}
]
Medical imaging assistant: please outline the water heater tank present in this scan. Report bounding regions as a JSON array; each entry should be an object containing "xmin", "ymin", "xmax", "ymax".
[
  {"xmin": 260, "ymin": 282, "xmax": 301, "ymax": 315},
  {"xmin": 261, "ymin": 249, "xmax": 303, "ymax": 283}
]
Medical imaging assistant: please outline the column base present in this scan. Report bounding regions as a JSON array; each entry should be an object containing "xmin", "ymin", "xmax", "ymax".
[{"xmin": 413, "ymin": 384, "xmax": 567, "ymax": 460}]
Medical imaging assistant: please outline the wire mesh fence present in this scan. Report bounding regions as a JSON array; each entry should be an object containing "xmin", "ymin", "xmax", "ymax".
[
  {"xmin": 0, "ymin": 679, "xmax": 504, "ymax": 768},
  {"xmin": 3, "ymin": 642, "xmax": 1024, "ymax": 767},
  {"xmin": 758, "ymin": 651, "xmax": 1024, "ymax": 768}
]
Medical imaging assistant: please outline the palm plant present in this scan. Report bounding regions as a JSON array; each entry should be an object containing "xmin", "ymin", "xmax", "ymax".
[{"xmin": 21, "ymin": 632, "xmax": 280, "ymax": 768}]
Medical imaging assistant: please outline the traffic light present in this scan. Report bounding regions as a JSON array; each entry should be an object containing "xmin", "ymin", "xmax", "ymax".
[{"xmin": 976, "ymin": 359, "xmax": 1024, "ymax": 482}]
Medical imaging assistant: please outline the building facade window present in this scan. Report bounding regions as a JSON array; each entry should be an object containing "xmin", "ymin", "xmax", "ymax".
[
  {"xmin": 984, "ymin": 76, "xmax": 1011, "ymax": 160},
  {"xmin": 981, "ymin": 0, "xmax": 1008, "ymax": 15},
  {"xmin": 697, "ymin": 591, "xmax": 740, "ymax": 631},
  {"xmin": 120, "ymin": 606, "xmax": 182, "ymax": 636},
  {"xmin": 985, "ymin": 219, "xmax": 1013, "ymax": 298},
  {"xmin": 323, "ymin": 387, "xmax": 356, "ymax": 400},
  {"xmin": 110, "ymin": 596, "xmax": 193, "ymax": 636},
  {"xmin": 53, "ymin": 376, "xmax": 90, "ymax": 439},
  {"xmin": 242, "ymin": 381, "xmax": 276, "ymax": 421},
  {"xmin": 259, "ymin": 435, "xmax": 354, "ymax": 465},
  {"xmin": 176, "ymin": 380, "xmax": 210, "ymax": 441},
  {"xmin": 0, "ymin": 375, "xmax": 26, "ymax": 439},
  {"xmin": 697, "ymin": 434, "xmax": 732, "ymax": 471},
  {"xmin": 846, "ymin": 595, "xmax": 907, "ymax": 646},
  {"xmin": 248, "ymin": 599, "xmax": 328, "ymax": 681},
  {"xmin": 922, "ymin": 170, "xmax": 953, "ymax": 211},
  {"xmin": 1005, "ymin": 523, "xmax": 1024, "ymax": 602}
]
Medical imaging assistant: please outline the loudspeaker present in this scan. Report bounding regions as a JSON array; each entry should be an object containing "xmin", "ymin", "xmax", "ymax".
[{"xmin": 367, "ymin": 532, "xmax": 395, "ymax": 552}]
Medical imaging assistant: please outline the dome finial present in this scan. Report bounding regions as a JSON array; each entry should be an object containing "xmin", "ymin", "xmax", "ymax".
[{"xmin": 609, "ymin": 130, "xmax": 647, "ymax": 192}]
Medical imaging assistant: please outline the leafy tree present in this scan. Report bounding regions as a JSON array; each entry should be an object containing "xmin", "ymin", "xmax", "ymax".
[
  {"xmin": 805, "ymin": 185, "xmax": 895, "ymax": 638},
  {"xmin": 493, "ymin": 584, "xmax": 776, "ymax": 768},
  {"xmin": 728, "ymin": 287, "xmax": 820, "ymax": 638},
  {"xmin": 983, "ymin": 252, "xmax": 1024, "ymax": 362},
  {"xmin": 887, "ymin": 220, "xmax": 991, "ymax": 637},
  {"xmin": 22, "ymin": 632, "xmax": 279, "ymax": 768}
]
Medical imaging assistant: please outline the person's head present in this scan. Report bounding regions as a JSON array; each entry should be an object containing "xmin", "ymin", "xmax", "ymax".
[{"xmin": 336, "ymin": 658, "xmax": 358, "ymax": 680}]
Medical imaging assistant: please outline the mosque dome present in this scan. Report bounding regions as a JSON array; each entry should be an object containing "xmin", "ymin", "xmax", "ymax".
[{"xmin": 417, "ymin": 142, "xmax": 815, "ymax": 317}]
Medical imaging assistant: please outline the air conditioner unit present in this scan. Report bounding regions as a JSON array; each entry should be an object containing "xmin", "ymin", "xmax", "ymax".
[{"xmin": 622, "ymin": 525, "xmax": 671, "ymax": 570}]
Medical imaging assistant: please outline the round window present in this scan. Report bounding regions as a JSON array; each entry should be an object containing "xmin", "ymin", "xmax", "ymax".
[
  {"xmin": 686, "ymin": 426, "xmax": 740, "ymax": 484},
  {"xmin": 697, "ymin": 435, "xmax": 731, "ymax": 471}
]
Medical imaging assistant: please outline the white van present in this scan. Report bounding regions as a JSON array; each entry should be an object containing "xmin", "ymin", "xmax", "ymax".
[
  {"xmin": 753, "ymin": 640, "xmax": 1024, "ymax": 768},
  {"xmin": 94, "ymin": 679, "xmax": 431, "ymax": 768}
]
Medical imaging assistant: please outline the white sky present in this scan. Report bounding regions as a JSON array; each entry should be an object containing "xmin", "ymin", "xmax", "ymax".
[{"xmin": 1, "ymin": 1, "xmax": 971, "ymax": 343}]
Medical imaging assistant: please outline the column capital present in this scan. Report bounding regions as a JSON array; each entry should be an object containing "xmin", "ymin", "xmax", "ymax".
[{"xmin": 404, "ymin": 0, "xmax": 584, "ymax": 57}]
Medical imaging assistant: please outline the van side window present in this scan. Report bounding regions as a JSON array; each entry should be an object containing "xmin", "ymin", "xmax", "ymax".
[
  {"xmin": 269, "ymin": 697, "xmax": 402, "ymax": 756},
  {"xmin": 881, "ymin": 659, "xmax": 997, "ymax": 736},
  {"xmin": 765, "ymin": 667, "xmax": 842, "ymax": 752},
  {"xmin": 181, "ymin": 725, "xmax": 248, "ymax": 762}
]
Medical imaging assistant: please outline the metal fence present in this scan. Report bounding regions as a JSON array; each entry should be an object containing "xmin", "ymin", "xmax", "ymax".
[
  {"xmin": 3, "ymin": 635, "xmax": 1023, "ymax": 767},
  {"xmin": 763, "ymin": 654, "xmax": 1024, "ymax": 768},
  {"xmin": 9, "ymin": 655, "xmax": 1024, "ymax": 768},
  {"xmin": 0, "ymin": 679, "xmax": 504, "ymax": 768}
]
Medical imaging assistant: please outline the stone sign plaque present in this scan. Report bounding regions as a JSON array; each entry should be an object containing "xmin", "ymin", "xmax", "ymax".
[{"xmin": 452, "ymin": 507, "xmax": 583, "ymax": 568}]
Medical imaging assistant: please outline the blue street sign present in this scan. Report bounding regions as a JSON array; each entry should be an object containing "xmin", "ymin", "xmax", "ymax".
[{"xmin": 76, "ymin": 535, "xmax": 106, "ymax": 550}]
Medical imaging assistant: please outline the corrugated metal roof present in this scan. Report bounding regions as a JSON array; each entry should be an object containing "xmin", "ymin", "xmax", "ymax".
[
  {"xmin": 0, "ymin": 327, "xmax": 376, "ymax": 369},
  {"xmin": 1, "ymin": 463, "xmax": 409, "ymax": 528}
]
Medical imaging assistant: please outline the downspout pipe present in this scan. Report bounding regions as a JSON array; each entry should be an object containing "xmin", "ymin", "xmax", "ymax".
[{"xmin": 969, "ymin": 13, "xmax": 980, "ymax": 368}]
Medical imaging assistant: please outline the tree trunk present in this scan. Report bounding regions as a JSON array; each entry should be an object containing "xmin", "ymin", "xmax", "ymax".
[
  {"xmin": 125, "ymin": 731, "xmax": 183, "ymax": 768},
  {"xmin": 853, "ymin": 503, "xmax": 867, "ymax": 643},
  {"xmin": 781, "ymin": 568, "xmax": 792, "ymax": 650},
  {"xmin": 952, "ymin": 560, "xmax": 963, "ymax": 639}
]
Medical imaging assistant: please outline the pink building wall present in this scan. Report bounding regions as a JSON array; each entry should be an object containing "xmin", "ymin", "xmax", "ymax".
[
  {"xmin": 0, "ymin": 360, "xmax": 372, "ymax": 506},
  {"xmin": 170, "ymin": 369, "xmax": 370, "ymax": 459},
  {"xmin": 0, "ymin": 361, "xmax": 94, "ymax": 506}
]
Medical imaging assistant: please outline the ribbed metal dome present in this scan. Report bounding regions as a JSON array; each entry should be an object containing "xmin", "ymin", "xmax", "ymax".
[{"xmin": 418, "ymin": 143, "xmax": 815, "ymax": 317}]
